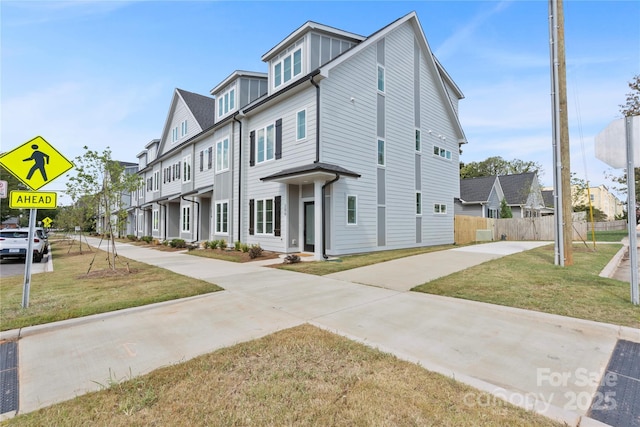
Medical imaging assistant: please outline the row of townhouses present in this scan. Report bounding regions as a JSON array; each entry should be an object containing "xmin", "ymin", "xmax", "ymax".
[{"xmin": 124, "ymin": 12, "xmax": 467, "ymax": 260}]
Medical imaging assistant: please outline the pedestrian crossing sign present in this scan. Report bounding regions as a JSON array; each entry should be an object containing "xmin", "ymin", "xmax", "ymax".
[{"xmin": 0, "ymin": 136, "xmax": 74, "ymax": 191}]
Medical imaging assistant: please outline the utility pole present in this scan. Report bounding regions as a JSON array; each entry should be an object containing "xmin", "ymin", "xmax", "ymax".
[{"xmin": 550, "ymin": 0, "xmax": 573, "ymax": 266}]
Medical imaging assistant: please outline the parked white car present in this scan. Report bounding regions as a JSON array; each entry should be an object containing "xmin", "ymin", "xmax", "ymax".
[{"xmin": 0, "ymin": 228, "xmax": 46, "ymax": 262}]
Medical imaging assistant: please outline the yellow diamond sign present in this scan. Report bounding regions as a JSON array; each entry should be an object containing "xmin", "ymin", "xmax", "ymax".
[{"xmin": 0, "ymin": 136, "xmax": 74, "ymax": 191}]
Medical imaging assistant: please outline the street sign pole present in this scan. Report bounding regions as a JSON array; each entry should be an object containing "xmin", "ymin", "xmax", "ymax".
[
  {"xmin": 627, "ymin": 117, "xmax": 640, "ymax": 305},
  {"xmin": 22, "ymin": 208, "xmax": 37, "ymax": 309}
]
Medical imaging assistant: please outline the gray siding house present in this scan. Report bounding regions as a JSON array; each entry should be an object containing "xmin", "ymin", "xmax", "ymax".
[
  {"xmin": 456, "ymin": 172, "xmax": 545, "ymax": 219},
  {"xmin": 128, "ymin": 12, "xmax": 467, "ymax": 259}
]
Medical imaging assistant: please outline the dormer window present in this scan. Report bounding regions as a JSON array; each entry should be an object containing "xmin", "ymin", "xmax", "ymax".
[
  {"xmin": 273, "ymin": 46, "xmax": 302, "ymax": 90},
  {"xmin": 217, "ymin": 85, "xmax": 236, "ymax": 118}
]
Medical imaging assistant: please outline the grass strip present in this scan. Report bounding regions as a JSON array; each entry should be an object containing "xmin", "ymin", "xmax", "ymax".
[
  {"xmin": 5, "ymin": 324, "xmax": 562, "ymax": 427},
  {"xmin": 413, "ymin": 243, "xmax": 640, "ymax": 328},
  {"xmin": 0, "ymin": 242, "xmax": 222, "ymax": 331}
]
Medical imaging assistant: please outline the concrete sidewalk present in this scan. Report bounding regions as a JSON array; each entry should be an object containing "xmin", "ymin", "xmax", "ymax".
[{"xmin": 3, "ymin": 238, "xmax": 638, "ymax": 426}]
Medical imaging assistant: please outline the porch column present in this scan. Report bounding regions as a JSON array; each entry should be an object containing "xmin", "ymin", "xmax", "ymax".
[{"xmin": 314, "ymin": 180, "xmax": 323, "ymax": 260}]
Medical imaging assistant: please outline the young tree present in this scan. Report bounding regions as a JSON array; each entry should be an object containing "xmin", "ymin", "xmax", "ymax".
[
  {"xmin": 500, "ymin": 198, "xmax": 513, "ymax": 218},
  {"xmin": 66, "ymin": 147, "xmax": 141, "ymax": 269}
]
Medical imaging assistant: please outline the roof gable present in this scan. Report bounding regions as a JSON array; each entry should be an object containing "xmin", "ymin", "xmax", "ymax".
[
  {"xmin": 459, "ymin": 176, "xmax": 500, "ymax": 203},
  {"xmin": 318, "ymin": 11, "xmax": 466, "ymax": 145},
  {"xmin": 157, "ymin": 89, "xmax": 215, "ymax": 156},
  {"xmin": 498, "ymin": 172, "xmax": 537, "ymax": 205}
]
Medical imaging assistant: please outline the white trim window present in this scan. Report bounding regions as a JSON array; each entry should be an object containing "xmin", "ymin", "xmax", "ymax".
[
  {"xmin": 416, "ymin": 192, "xmax": 422, "ymax": 215},
  {"xmin": 377, "ymin": 138, "xmax": 385, "ymax": 166},
  {"xmin": 257, "ymin": 124, "xmax": 275, "ymax": 163},
  {"xmin": 183, "ymin": 155, "xmax": 191, "ymax": 182},
  {"xmin": 434, "ymin": 203, "xmax": 447, "ymax": 214},
  {"xmin": 216, "ymin": 138, "xmax": 229, "ymax": 172},
  {"xmin": 152, "ymin": 209, "xmax": 159, "ymax": 231},
  {"xmin": 415, "ymin": 129, "xmax": 421, "ymax": 152},
  {"xmin": 273, "ymin": 46, "xmax": 302, "ymax": 89},
  {"xmin": 377, "ymin": 65, "xmax": 385, "ymax": 93},
  {"xmin": 347, "ymin": 195, "xmax": 357, "ymax": 225},
  {"xmin": 172, "ymin": 126, "xmax": 179, "ymax": 143},
  {"xmin": 153, "ymin": 171, "xmax": 159, "ymax": 192},
  {"xmin": 215, "ymin": 201, "xmax": 229, "ymax": 234},
  {"xmin": 296, "ymin": 110, "xmax": 306, "ymax": 141},
  {"xmin": 433, "ymin": 145, "xmax": 452, "ymax": 160},
  {"xmin": 256, "ymin": 199, "xmax": 274, "ymax": 235},
  {"xmin": 137, "ymin": 213, "xmax": 143, "ymax": 234},
  {"xmin": 181, "ymin": 120, "xmax": 188, "ymax": 137},
  {"xmin": 182, "ymin": 205, "xmax": 191, "ymax": 232},
  {"xmin": 217, "ymin": 85, "xmax": 236, "ymax": 118}
]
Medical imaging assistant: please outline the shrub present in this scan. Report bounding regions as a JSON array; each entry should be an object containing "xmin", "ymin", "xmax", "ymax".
[
  {"xmin": 126, "ymin": 234, "xmax": 137, "ymax": 241},
  {"xmin": 219, "ymin": 239, "xmax": 227, "ymax": 250},
  {"xmin": 208, "ymin": 240, "xmax": 219, "ymax": 250},
  {"xmin": 240, "ymin": 243, "xmax": 250, "ymax": 253},
  {"xmin": 170, "ymin": 239, "xmax": 187, "ymax": 248},
  {"xmin": 283, "ymin": 254, "xmax": 301, "ymax": 264},
  {"xmin": 141, "ymin": 235, "xmax": 153, "ymax": 243},
  {"xmin": 234, "ymin": 241, "xmax": 242, "ymax": 251},
  {"xmin": 248, "ymin": 244, "xmax": 263, "ymax": 259}
]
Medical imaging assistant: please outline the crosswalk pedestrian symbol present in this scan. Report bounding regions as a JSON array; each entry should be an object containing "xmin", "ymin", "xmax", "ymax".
[{"xmin": 0, "ymin": 136, "xmax": 74, "ymax": 191}]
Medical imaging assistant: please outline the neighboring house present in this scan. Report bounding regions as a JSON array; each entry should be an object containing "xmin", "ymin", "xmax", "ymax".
[
  {"xmin": 541, "ymin": 189, "xmax": 555, "ymax": 216},
  {"xmin": 455, "ymin": 175, "xmax": 503, "ymax": 218},
  {"xmin": 128, "ymin": 12, "xmax": 467, "ymax": 259},
  {"xmin": 498, "ymin": 172, "xmax": 545, "ymax": 218},
  {"xmin": 573, "ymin": 184, "xmax": 624, "ymax": 221},
  {"xmin": 456, "ymin": 172, "xmax": 545, "ymax": 218}
]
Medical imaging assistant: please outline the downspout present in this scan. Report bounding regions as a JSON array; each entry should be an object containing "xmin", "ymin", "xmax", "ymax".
[
  {"xmin": 163, "ymin": 204, "xmax": 167, "ymax": 240},
  {"xmin": 182, "ymin": 196, "xmax": 199, "ymax": 242},
  {"xmin": 233, "ymin": 112, "xmax": 242, "ymax": 242},
  {"xmin": 321, "ymin": 173, "xmax": 340, "ymax": 259},
  {"xmin": 310, "ymin": 74, "xmax": 320, "ymax": 163}
]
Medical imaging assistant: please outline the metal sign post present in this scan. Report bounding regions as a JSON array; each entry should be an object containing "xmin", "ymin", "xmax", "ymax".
[
  {"xmin": 596, "ymin": 115, "xmax": 640, "ymax": 305},
  {"xmin": 22, "ymin": 209, "xmax": 37, "ymax": 308},
  {"xmin": 627, "ymin": 117, "xmax": 640, "ymax": 305}
]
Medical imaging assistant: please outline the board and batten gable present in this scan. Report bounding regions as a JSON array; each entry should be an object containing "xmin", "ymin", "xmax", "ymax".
[{"xmin": 320, "ymin": 19, "xmax": 461, "ymax": 254}]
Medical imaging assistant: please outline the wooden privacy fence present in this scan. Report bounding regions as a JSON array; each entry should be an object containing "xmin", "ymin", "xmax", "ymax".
[
  {"xmin": 588, "ymin": 220, "xmax": 627, "ymax": 232},
  {"xmin": 454, "ymin": 214, "xmax": 587, "ymax": 245}
]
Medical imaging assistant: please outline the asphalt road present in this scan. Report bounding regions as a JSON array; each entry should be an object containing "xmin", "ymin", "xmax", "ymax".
[{"xmin": 0, "ymin": 254, "xmax": 50, "ymax": 279}]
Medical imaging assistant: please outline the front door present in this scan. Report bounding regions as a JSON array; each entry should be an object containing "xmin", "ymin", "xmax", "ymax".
[{"xmin": 304, "ymin": 201, "xmax": 315, "ymax": 252}]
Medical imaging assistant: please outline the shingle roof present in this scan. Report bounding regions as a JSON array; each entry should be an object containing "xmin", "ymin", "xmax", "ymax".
[
  {"xmin": 261, "ymin": 162, "xmax": 361, "ymax": 181},
  {"xmin": 176, "ymin": 89, "xmax": 216, "ymax": 130},
  {"xmin": 498, "ymin": 172, "xmax": 536, "ymax": 205},
  {"xmin": 459, "ymin": 176, "xmax": 498, "ymax": 202}
]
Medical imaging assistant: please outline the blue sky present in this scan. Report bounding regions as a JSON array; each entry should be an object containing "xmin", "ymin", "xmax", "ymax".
[{"xmin": 2, "ymin": 0, "xmax": 639, "ymax": 204}]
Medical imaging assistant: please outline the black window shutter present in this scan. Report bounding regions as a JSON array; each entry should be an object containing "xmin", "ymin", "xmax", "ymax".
[
  {"xmin": 249, "ymin": 199, "xmax": 255, "ymax": 235},
  {"xmin": 274, "ymin": 196, "xmax": 281, "ymax": 236},
  {"xmin": 249, "ymin": 131, "xmax": 256, "ymax": 167},
  {"xmin": 275, "ymin": 118, "xmax": 282, "ymax": 160},
  {"xmin": 199, "ymin": 151, "xmax": 204, "ymax": 171}
]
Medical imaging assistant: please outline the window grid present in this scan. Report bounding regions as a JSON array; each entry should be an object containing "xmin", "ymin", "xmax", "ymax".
[
  {"xmin": 434, "ymin": 203, "xmax": 447, "ymax": 214},
  {"xmin": 296, "ymin": 110, "xmax": 306, "ymax": 140},
  {"xmin": 377, "ymin": 139, "xmax": 385, "ymax": 166},
  {"xmin": 216, "ymin": 138, "xmax": 229, "ymax": 172},
  {"xmin": 216, "ymin": 201, "xmax": 229, "ymax": 234},
  {"xmin": 255, "ymin": 199, "xmax": 274, "ymax": 234},
  {"xmin": 182, "ymin": 206, "xmax": 191, "ymax": 232}
]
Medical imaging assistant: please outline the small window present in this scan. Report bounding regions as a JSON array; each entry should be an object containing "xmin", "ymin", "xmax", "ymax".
[
  {"xmin": 416, "ymin": 192, "xmax": 422, "ymax": 215},
  {"xmin": 347, "ymin": 195, "xmax": 357, "ymax": 225},
  {"xmin": 377, "ymin": 65, "xmax": 385, "ymax": 92},
  {"xmin": 434, "ymin": 203, "xmax": 447, "ymax": 214},
  {"xmin": 152, "ymin": 209, "xmax": 159, "ymax": 231},
  {"xmin": 181, "ymin": 120, "xmax": 188, "ymax": 137},
  {"xmin": 296, "ymin": 110, "xmax": 306, "ymax": 140},
  {"xmin": 256, "ymin": 124, "xmax": 275, "ymax": 163},
  {"xmin": 153, "ymin": 171, "xmax": 159, "ymax": 192},
  {"xmin": 377, "ymin": 139, "xmax": 385, "ymax": 166},
  {"xmin": 274, "ymin": 63, "xmax": 282, "ymax": 87},
  {"xmin": 433, "ymin": 145, "xmax": 452, "ymax": 160},
  {"xmin": 415, "ymin": 129, "xmax": 421, "ymax": 152}
]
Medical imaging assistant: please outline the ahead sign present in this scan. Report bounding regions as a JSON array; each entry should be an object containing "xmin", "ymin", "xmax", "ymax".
[
  {"xmin": 0, "ymin": 136, "xmax": 74, "ymax": 191},
  {"xmin": 9, "ymin": 191, "xmax": 57, "ymax": 209}
]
